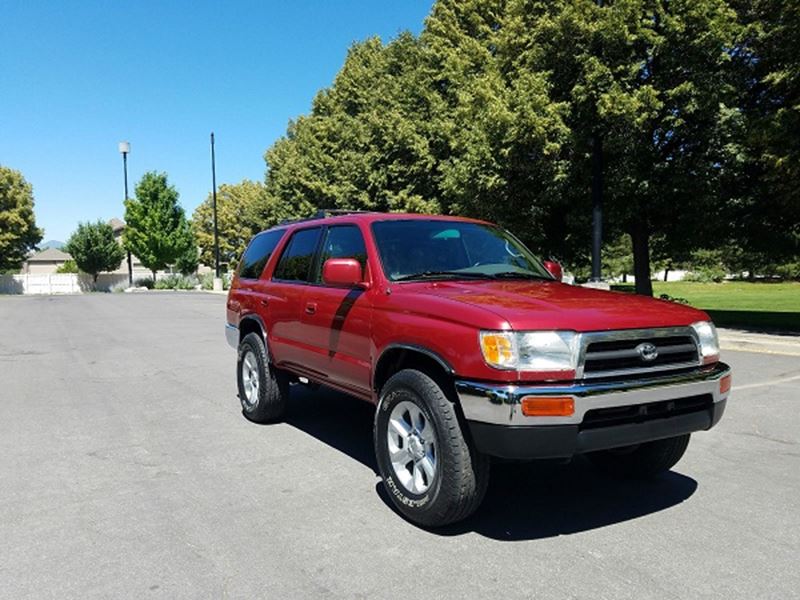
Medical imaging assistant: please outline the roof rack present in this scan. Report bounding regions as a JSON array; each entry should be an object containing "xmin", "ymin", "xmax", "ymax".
[{"xmin": 278, "ymin": 209, "xmax": 378, "ymax": 226}]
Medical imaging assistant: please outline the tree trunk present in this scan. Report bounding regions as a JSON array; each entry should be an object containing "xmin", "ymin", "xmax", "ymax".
[
  {"xmin": 664, "ymin": 266, "xmax": 670, "ymax": 282},
  {"xmin": 152, "ymin": 270, "xmax": 157, "ymax": 283},
  {"xmin": 622, "ymin": 273, "xmax": 627, "ymax": 283},
  {"xmin": 631, "ymin": 218, "xmax": 653, "ymax": 296}
]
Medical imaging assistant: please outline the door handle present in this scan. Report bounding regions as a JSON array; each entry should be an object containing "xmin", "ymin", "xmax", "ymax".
[
  {"xmin": 305, "ymin": 302, "xmax": 317, "ymax": 315},
  {"xmin": 260, "ymin": 298, "xmax": 269, "ymax": 307}
]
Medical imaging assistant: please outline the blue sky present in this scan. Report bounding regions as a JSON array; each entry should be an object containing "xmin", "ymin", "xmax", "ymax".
[{"xmin": 0, "ymin": 1, "xmax": 433, "ymax": 242}]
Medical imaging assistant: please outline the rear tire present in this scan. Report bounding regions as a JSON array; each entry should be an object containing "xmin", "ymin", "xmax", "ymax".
[
  {"xmin": 374, "ymin": 369, "xmax": 490, "ymax": 528},
  {"xmin": 237, "ymin": 332, "xmax": 289, "ymax": 423},
  {"xmin": 587, "ymin": 434, "xmax": 691, "ymax": 478}
]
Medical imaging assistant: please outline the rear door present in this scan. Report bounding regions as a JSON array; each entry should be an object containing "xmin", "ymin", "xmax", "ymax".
[
  {"xmin": 300, "ymin": 224, "xmax": 373, "ymax": 395},
  {"xmin": 266, "ymin": 226, "xmax": 324, "ymax": 372}
]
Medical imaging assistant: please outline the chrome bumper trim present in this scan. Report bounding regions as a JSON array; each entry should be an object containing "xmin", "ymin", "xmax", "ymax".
[
  {"xmin": 455, "ymin": 362, "xmax": 731, "ymax": 426},
  {"xmin": 225, "ymin": 323, "xmax": 238, "ymax": 349}
]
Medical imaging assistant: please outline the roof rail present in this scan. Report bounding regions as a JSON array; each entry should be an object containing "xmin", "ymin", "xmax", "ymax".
[{"xmin": 278, "ymin": 209, "xmax": 379, "ymax": 226}]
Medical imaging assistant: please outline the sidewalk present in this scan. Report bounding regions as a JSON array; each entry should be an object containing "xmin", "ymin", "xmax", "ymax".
[{"xmin": 718, "ymin": 327, "xmax": 800, "ymax": 357}]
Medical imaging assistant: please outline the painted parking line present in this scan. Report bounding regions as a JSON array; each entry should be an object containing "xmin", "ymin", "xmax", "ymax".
[
  {"xmin": 732, "ymin": 373, "xmax": 800, "ymax": 391},
  {"xmin": 720, "ymin": 344, "xmax": 800, "ymax": 358}
]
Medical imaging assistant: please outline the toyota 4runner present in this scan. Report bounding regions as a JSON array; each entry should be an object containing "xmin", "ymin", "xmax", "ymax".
[{"xmin": 226, "ymin": 211, "xmax": 731, "ymax": 527}]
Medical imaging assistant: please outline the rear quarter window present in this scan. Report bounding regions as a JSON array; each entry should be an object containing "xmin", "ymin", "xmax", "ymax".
[{"xmin": 238, "ymin": 230, "xmax": 284, "ymax": 279}]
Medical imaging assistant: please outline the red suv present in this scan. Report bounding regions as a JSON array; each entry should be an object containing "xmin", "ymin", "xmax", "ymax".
[{"xmin": 226, "ymin": 211, "xmax": 731, "ymax": 527}]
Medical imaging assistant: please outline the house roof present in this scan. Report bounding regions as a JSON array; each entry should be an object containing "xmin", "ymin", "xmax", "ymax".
[
  {"xmin": 27, "ymin": 247, "xmax": 72, "ymax": 262},
  {"xmin": 108, "ymin": 218, "xmax": 126, "ymax": 232}
]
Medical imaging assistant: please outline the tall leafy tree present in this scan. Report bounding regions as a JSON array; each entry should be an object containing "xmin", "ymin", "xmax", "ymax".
[
  {"xmin": 64, "ymin": 221, "xmax": 125, "ymax": 283},
  {"xmin": 0, "ymin": 166, "xmax": 43, "ymax": 272},
  {"xmin": 192, "ymin": 179, "xmax": 267, "ymax": 269},
  {"xmin": 725, "ymin": 0, "xmax": 800, "ymax": 276},
  {"xmin": 520, "ymin": 0, "xmax": 743, "ymax": 294},
  {"xmin": 123, "ymin": 172, "xmax": 192, "ymax": 280}
]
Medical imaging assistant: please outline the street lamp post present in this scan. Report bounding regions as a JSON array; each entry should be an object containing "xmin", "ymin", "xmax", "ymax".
[
  {"xmin": 118, "ymin": 141, "xmax": 133, "ymax": 285},
  {"xmin": 210, "ymin": 132, "xmax": 222, "ymax": 290}
]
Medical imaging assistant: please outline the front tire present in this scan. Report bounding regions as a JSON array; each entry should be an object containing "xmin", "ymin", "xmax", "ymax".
[
  {"xmin": 374, "ymin": 369, "xmax": 489, "ymax": 527},
  {"xmin": 587, "ymin": 434, "xmax": 691, "ymax": 478},
  {"xmin": 237, "ymin": 332, "xmax": 289, "ymax": 423}
]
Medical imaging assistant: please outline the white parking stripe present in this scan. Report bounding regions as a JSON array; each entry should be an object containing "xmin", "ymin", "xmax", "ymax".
[{"xmin": 732, "ymin": 373, "xmax": 800, "ymax": 391}]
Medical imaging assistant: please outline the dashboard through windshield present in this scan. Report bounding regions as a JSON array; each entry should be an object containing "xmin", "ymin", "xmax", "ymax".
[{"xmin": 371, "ymin": 219, "xmax": 553, "ymax": 282}]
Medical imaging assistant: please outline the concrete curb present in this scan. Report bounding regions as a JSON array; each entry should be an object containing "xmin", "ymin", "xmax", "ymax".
[{"xmin": 718, "ymin": 328, "xmax": 800, "ymax": 357}]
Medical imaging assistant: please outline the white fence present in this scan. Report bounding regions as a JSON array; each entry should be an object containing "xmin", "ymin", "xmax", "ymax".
[{"xmin": 0, "ymin": 273, "xmax": 144, "ymax": 295}]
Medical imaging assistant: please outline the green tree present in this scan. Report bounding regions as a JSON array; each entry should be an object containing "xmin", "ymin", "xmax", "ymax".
[
  {"xmin": 64, "ymin": 221, "xmax": 125, "ymax": 283},
  {"xmin": 723, "ymin": 0, "xmax": 800, "ymax": 276},
  {"xmin": 55, "ymin": 259, "xmax": 79, "ymax": 274},
  {"xmin": 123, "ymin": 172, "xmax": 192, "ymax": 280},
  {"xmin": 192, "ymin": 179, "xmax": 266, "ymax": 270},
  {"xmin": 0, "ymin": 166, "xmax": 43, "ymax": 272},
  {"xmin": 521, "ymin": 0, "xmax": 743, "ymax": 295}
]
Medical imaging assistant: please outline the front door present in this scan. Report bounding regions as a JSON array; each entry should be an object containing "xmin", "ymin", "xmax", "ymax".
[{"xmin": 301, "ymin": 224, "xmax": 372, "ymax": 395}]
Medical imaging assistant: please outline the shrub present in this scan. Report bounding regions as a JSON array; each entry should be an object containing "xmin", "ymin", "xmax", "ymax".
[
  {"xmin": 154, "ymin": 274, "xmax": 197, "ymax": 290},
  {"xmin": 56, "ymin": 259, "xmax": 79, "ymax": 274},
  {"xmin": 199, "ymin": 272, "xmax": 231, "ymax": 290},
  {"xmin": 134, "ymin": 277, "xmax": 154, "ymax": 289},
  {"xmin": 685, "ymin": 249, "xmax": 727, "ymax": 283}
]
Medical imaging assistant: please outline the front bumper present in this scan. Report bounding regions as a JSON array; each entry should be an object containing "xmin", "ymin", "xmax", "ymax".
[{"xmin": 455, "ymin": 362, "xmax": 731, "ymax": 459}]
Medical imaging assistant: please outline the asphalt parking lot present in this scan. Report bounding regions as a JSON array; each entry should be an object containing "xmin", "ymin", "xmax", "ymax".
[{"xmin": 1, "ymin": 292, "xmax": 798, "ymax": 599}]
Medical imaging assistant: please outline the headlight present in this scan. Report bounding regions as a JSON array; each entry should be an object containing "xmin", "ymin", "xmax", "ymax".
[
  {"xmin": 480, "ymin": 330, "xmax": 579, "ymax": 373},
  {"xmin": 691, "ymin": 321, "xmax": 720, "ymax": 364}
]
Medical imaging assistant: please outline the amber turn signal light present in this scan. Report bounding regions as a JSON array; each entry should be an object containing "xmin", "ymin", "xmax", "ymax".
[
  {"xmin": 521, "ymin": 396, "xmax": 575, "ymax": 417},
  {"xmin": 719, "ymin": 374, "xmax": 732, "ymax": 394}
]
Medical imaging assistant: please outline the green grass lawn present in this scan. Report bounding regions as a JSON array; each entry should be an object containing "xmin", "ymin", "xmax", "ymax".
[{"xmin": 612, "ymin": 281, "xmax": 800, "ymax": 332}]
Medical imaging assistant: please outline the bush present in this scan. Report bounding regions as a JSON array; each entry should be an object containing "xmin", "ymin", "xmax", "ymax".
[
  {"xmin": 134, "ymin": 277, "xmax": 154, "ymax": 289},
  {"xmin": 56, "ymin": 259, "xmax": 79, "ymax": 274},
  {"xmin": 199, "ymin": 272, "xmax": 231, "ymax": 290},
  {"xmin": 154, "ymin": 274, "xmax": 197, "ymax": 290},
  {"xmin": 685, "ymin": 249, "xmax": 727, "ymax": 283}
]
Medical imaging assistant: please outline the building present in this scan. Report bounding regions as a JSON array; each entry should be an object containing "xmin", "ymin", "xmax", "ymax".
[{"xmin": 22, "ymin": 248, "xmax": 72, "ymax": 275}]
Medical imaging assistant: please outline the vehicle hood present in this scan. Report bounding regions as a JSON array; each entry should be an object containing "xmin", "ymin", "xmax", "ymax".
[{"xmin": 408, "ymin": 280, "xmax": 708, "ymax": 332}]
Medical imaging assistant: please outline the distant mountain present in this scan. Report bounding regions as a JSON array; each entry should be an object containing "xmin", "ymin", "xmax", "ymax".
[{"xmin": 40, "ymin": 240, "xmax": 65, "ymax": 250}]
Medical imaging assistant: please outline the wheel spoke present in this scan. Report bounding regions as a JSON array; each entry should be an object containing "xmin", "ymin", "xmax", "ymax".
[
  {"xmin": 389, "ymin": 417, "xmax": 411, "ymax": 438},
  {"xmin": 412, "ymin": 463, "xmax": 426, "ymax": 493},
  {"xmin": 389, "ymin": 445, "xmax": 411, "ymax": 466},
  {"xmin": 418, "ymin": 455, "xmax": 435, "ymax": 481}
]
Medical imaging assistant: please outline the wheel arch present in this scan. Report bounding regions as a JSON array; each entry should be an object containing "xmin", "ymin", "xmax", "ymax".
[
  {"xmin": 373, "ymin": 344, "xmax": 456, "ymax": 398},
  {"xmin": 239, "ymin": 314, "xmax": 268, "ymax": 349}
]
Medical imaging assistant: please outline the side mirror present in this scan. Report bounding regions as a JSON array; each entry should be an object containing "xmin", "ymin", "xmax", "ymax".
[
  {"xmin": 543, "ymin": 260, "xmax": 563, "ymax": 282},
  {"xmin": 322, "ymin": 258, "xmax": 364, "ymax": 287}
]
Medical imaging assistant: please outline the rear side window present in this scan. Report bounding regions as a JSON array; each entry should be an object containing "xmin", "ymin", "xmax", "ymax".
[
  {"xmin": 273, "ymin": 227, "xmax": 323, "ymax": 282},
  {"xmin": 238, "ymin": 230, "xmax": 284, "ymax": 279},
  {"xmin": 316, "ymin": 225, "xmax": 368, "ymax": 282}
]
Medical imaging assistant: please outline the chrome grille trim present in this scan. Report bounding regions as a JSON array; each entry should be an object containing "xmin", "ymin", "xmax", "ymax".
[{"xmin": 576, "ymin": 327, "xmax": 701, "ymax": 380}]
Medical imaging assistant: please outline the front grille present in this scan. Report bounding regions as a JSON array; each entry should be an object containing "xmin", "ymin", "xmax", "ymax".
[
  {"xmin": 580, "ymin": 394, "xmax": 713, "ymax": 430},
  {"xmin": 582, "ymin": 333, "xmax": 699, "ymax": 379}
]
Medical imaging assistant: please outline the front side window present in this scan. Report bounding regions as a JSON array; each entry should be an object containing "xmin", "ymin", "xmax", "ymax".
[
  {"xmin": 238, "ymin": 230, "xmax": 284, "ymax": 279},
  {"xmin": 315, "ymin": 225, "xmax": 368, "ymax": 282},
  {"xmin": 371, "ymin": 220, "xmax": 552, "ymax": 282},
  {"xmin": 273, "ymin": 227, "xmax": 322, "ymax": 282}
]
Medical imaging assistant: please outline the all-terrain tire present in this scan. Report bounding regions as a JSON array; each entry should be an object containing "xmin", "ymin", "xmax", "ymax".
[
  {"xmin": 237, "ymin": 332, "xmax": 289, "ymax": 423},
  {"xmin": 587, "ymin": 434, "xmax": 691, "ymax": 478},
  {"xmin": 374, "ymin": 369, "xmax": 490, "ymax": 528}
]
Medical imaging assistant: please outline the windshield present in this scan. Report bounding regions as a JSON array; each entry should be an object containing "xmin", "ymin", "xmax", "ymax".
[{"xmin": 371, "ymin": 219, "xmax": 553, "ymax": 282}]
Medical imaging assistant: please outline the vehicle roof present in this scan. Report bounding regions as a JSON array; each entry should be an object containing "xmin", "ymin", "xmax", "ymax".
[{"xmin": 259, "ymin": 212, "xmax": 491, "ymax": 236}]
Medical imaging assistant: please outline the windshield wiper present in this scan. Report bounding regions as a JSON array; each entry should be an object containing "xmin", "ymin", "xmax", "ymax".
[
  {"xmin": 394, "ymin": 270, "xmax": 495, "ymax": 282},
  {"xmin": 491, "ymin": 272, "xmax": 553, "ymax": 281}
]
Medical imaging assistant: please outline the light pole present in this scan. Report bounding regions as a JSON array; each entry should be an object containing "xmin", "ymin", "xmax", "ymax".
[
  {"xmin": 118, "ymin": 141, "xmax": 133, "ymax": 285},
  {"xmin": 210, "ymin": 132, "xmax": 222, "ymax": 290}
]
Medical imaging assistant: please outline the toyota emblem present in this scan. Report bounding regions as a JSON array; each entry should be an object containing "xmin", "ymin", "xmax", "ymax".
[{"xmin": 636, "ymin": 342, "xmax": 659, "ymax": 362}]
